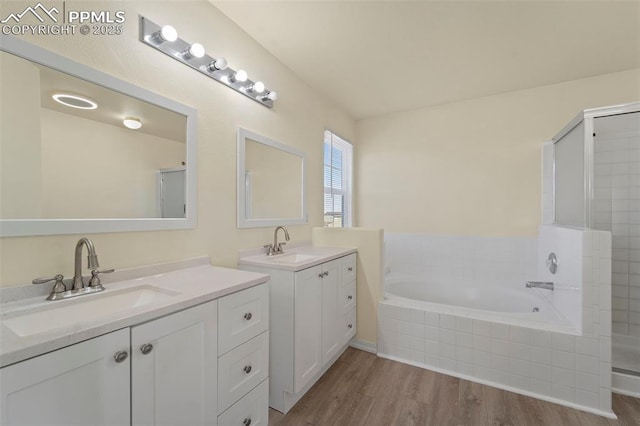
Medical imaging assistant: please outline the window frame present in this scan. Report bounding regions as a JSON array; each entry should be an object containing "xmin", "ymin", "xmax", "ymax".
[{"xmin": 323, "ymin": 130, "xmax": 353, "ymax": 228}]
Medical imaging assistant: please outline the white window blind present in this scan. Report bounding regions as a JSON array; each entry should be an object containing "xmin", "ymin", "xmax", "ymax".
[{"xmin": 324, "ymin": 130, "xmax": 353, "ymax": 227}]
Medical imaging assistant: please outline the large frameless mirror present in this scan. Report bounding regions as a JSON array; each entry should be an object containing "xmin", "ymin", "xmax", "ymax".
[
  {"xmin": 0, "ymin": 35, "xmax": 197, "ymax": 237},
  {"xmin": 237, "ymin": 128, "xmax": 307, "ymax": 228}
]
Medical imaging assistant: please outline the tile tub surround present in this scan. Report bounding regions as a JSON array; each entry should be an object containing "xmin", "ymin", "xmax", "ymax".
[
  {"xmin": 384, "ymin": 233, "xmax": 538, "ymax": 290},
  {"xmin": 378, "ymin": 229, "xmax": 614, "ymax": 417}
]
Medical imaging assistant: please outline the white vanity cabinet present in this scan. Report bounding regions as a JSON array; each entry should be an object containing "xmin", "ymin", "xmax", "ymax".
[
  {"xmin": 240, "ymin": 251, "xmax": 356, "ymax": 414},
  {"xmin": 131, "ymin": 300, "xmax": 218, "ymax": 425},
  {"xmin": 0, "ymin": 282, "xmax": 269, "ymax": 426},
  {"xmin": 0, "ymin": 328, "xmax": 131, "ymax": 426}
]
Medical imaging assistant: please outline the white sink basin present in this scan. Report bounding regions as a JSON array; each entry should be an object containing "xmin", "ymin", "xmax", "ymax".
[
  {"xmin": 2, "ymin": 285, "xmax": 180, "ymax": 337},
  {"xmin": 269, "ymin": 253, "xmax": 319, "ymax": 264}
]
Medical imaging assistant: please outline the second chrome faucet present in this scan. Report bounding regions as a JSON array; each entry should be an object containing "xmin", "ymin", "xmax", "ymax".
[{"xmin": 264, "ymin": 226, "xmax": 290, "ymax": 256}]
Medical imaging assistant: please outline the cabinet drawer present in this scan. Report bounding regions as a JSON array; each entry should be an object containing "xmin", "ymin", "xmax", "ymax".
[
  {"xmin": 341, "ymin": 253, "xmax": 356, "ymax": 284},
  {"xmin": 218, "ymin": 379, "xmax": 268, "ymax": 426},
  {"xmin": 219, "ymin": 284, "xmax": 269, "ymax": 355},
  {"xmin": 342, "ymin": 308, "xmax": 356, "ymax": 344},
  {"xmin": 218, "ymin": 332, "xmax": 269, "ymax": 413},
  {"xmin": 339, "ymin": 281, "xmax": 356, "ymax": 314}
]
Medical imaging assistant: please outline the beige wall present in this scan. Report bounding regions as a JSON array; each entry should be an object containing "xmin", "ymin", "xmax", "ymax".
[
  {"xmin": 355, "ymin": 69, "xmax": 640, "ymax": 236},
  {"xmin": 0, "ymin": 1, "xmax": 355, "ymax": 287},
  {"xmin": 312, "ymin": 227, "xmax": 383, "ymax": 346},
  {"xmin": 1, "ymin": 52, "xmax": 42, "ymax": 219}
]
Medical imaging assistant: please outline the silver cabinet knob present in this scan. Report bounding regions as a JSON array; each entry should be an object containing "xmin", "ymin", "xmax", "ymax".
[
  {"xmin": 243, "ymin": 365, "xmax": 252, "ymax": 374},
  {"xmin": 140, "ymin": 343, "xmax": 153, "ymax": 355},
  {"xmin": 244, "ymin": 312, "xmax": 253, "ymax": 320},
  {"xmin": 318, "ymin": 273, "xmax": 324, "ymax": 278},
  {"xmin": 347, "ymin": 295, "xmax": 353, "ymax": 300},
  {"xmin": 347, "ymin": 324, "xmax": 353, "ymax": 329},
  {"xmin": 243, "ymin": 418, "xmax": 252, "ymax": 426},
  {"xmin": 114, "ymin": 350, "xmax": 128, "ymax": 363},
  {"xmin": 348, "ymin": 267, "xmax": 353, "ymax": 272},
  {"xmin": 324, "ymin": 271, "xmax": 329, "ymax": 277}
]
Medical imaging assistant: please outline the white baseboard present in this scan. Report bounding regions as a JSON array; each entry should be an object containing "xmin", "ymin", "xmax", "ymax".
[{"xmin": 349, "ymin": 339, "xmax": 377, "ymax": 354}]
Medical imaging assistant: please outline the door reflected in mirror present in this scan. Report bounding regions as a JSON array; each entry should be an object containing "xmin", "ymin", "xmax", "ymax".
[{"xmin": 237, "ymin": 128, "xmax": 307, "ymax": 228}]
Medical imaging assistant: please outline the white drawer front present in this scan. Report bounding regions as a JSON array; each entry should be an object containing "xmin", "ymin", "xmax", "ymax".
[
  {"xmin": 218, "ymin": 379, "xmax": 268, "ymax": 426},
  {"xmin": 342, "ymin": 308, "xmax": 356, "ymax": 344},
  {"xmin": 219, "ymin": 284, "xmax": 269, "ymax": 355},
  {"xmin": 341, "ymin": 253, "xmax": 356, "ymax": 285},
  {"xmin": 218, "ymin": 332, "xmax": 269, "ymax": 413},
  {"xmin": 339, "ymin": 281, "xmax": 356, "ymax": 314}
]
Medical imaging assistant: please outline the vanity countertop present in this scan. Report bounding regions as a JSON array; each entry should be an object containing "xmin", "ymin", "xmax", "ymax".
[
  {"xmin": 0, "ymin": 259, "xmax": 269, "ymax": 368},
  {"xmin": 238, "ymin": 245, "xmax": 357, "ymax": 272}
]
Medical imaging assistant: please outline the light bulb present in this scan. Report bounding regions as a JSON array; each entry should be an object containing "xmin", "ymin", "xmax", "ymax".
[
  {"xmin": 251, "ymin": 81, "xmax": 265, "ymax": 93},
  {"xmin": 160, "ymin": 25, "xmax": 177, "ymax": 42},
  {"xmin": 123, "ymin": 117, "xmax": 142, "ymax": 130},
  {"xmin": 153, "ymin": 25, "xmax": 177, "ymax": 43},
  {"xmin": 207, "ymin": 57, "xmax": 227, "ymax": 72},
  {"xmin": 234, "ymin": 69, "xmax": 248, "ymax": 83},
  {"xmin": 266, "ymin": 91, "xmax": 278, "ymax": 101},
  {"xmin": 187, "ymin": 43, "xmax": 205, "ymax": 58}
]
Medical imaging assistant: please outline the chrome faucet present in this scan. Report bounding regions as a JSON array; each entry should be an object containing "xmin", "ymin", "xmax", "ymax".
[
  {"xmin": 32, "ymin": 237, "xmax": 113, "ymax": 301},
  {"xmin": 72, "ymin": 237, "xmax": 100, "ymax": 290},
  {"xmin": 526, "ymin": 281, "xmax": 554, "ymax": 291},
  {"xmin": 264, "ymin": 226, "xmax": 290, "ymax": 256}
]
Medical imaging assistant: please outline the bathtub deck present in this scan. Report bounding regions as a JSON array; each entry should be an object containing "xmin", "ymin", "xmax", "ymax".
[{"xmin": 269, "ymin": 347, "xmax": 640, "ymax": 426}]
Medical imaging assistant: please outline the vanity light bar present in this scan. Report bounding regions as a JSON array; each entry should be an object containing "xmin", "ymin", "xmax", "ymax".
[{"xmin": 139, "ymin": 17, "xmax": 276, "ymax": 108}]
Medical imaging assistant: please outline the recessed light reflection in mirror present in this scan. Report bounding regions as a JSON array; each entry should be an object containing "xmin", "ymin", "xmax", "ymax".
[{"xmin": 52, "ymin": 93, "xmax": 98, "ymax": 110}]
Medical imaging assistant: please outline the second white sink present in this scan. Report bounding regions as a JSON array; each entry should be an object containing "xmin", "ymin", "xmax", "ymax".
[
  {"xmin": 270, "ymin": 253, "xmax": 319, "ymax": 264},
  {"xmin": 2, "ymin": 285, "xmax": 180, "ymax": 337}
]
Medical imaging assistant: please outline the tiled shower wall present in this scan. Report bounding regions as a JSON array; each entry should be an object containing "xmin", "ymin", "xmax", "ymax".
[{"xmin": 593, "ymin": 130, "xmax": 640, "ymax": 338}]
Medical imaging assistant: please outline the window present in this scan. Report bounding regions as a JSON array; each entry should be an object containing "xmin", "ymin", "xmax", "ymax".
[{"xmin": 324, "ymin": 130, "xmax": 353, "ymax": 227}]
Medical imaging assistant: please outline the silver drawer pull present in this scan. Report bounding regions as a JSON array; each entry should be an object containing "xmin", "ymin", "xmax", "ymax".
[
  {"xmin": 114, "ymin": 350, "xmax": 128, "ymax": 363},
  {"xmin": 244, "ymin": 312, "xmax": 253, "ymax": 320},
  {"xmin": 347, "ymin": 324, "xmax": 353, "ymax": 329},
  {"xmin": 243, "ymin": 418, "xmax": 252, "ymax": 426},
  {"xmin": 347, "ymin": 295, "xmax": 353, "ymax": 300},
  {"xmin": 348, "ymin": 267, "xmax": 353, "ymax": 272},
  {"xmin": 140, "ymin": 343, "xmax": 153, "ymax": 355},
  {"xmin": 243, "ymin": 365, "xmax": 252, "ymax": 374},
  {"xmin": 324, "ymin": 271, "xmax": 329, "ymax": 277}
]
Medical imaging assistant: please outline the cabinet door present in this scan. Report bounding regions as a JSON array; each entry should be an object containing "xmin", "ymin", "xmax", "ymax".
[
  {"xmin": 0, "ymin": 329, "xmax": 130, "ymax": 426},
  {"xmin": 321, "ymin": 258, "xmax": 341, "ymax": 365},
  {"xmin": 293, "ymin": 265, "xmax": 322, "ymax": 393},
  {"xmin": 132, "ymin": 300, "xmax": 218, "ymax": 426}
]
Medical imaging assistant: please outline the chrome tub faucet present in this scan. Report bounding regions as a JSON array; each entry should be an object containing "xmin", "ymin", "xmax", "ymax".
[{"xmin": 525, "ymin": 281, "xmax": 554, "ymax": 291}]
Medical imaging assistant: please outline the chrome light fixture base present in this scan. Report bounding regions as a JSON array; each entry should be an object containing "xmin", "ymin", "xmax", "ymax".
[{"xmin": 139, "ymin": 16, "xmax": 275, "ymax": 108}]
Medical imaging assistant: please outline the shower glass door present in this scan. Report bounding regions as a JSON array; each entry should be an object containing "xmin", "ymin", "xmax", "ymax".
[{"xmin": 593, "ymin": 111, "xmax": 640, "ymax": 377}]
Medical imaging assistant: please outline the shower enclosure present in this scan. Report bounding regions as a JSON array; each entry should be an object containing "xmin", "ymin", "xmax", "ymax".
[{"xmin": 553, "ymin": 102, "xmax": 640, "ymax": 395}]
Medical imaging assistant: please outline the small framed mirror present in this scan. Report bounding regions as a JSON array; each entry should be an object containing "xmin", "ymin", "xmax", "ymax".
[{"xmin": 237, "ymin": 128, "xmax": 307, "ymax": 228}]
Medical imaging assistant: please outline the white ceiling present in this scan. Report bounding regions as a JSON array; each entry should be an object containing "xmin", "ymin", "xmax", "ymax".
[{"xmin": 212, "ymin": 1, "xmax": 640, "ymax": 120}]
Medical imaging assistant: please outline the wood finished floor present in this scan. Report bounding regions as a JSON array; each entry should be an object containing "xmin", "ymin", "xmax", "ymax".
[{"xmin": 268, "ymin": 348, "xmax": 640, "ymax": 426}]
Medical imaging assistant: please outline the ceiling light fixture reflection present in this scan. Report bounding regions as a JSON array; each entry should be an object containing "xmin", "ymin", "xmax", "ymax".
[
  {"xmin": 52, "ymin": 93, "xmax": 98, "ymax": 110},
  {"xmin": 123, "ymin": 116, "xmax": 142, "ymax": 130}
]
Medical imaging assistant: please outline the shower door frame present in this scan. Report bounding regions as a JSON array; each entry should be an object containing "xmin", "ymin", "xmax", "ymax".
[{"xmin": 552, "ymin": 101, "xmax": 640, "ymax": 228}]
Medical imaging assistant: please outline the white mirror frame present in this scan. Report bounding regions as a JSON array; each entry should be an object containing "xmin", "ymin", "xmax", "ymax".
[
  {"xmin": 237, "ymin": 128, "xmax": 307, "ymax": 228},
  {"xmin": 0, "ymin": 35, "xmax": 197, "ymax": 237}
]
